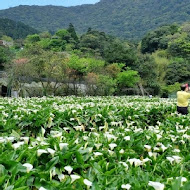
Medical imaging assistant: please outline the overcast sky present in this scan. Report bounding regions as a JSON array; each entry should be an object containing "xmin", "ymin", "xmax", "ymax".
[{"xmin": 0, "ymin": 0, "xmax": 100, "ymax": 10}]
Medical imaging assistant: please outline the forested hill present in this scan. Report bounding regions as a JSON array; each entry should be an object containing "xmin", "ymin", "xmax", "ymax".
[
  {"xmin": 0, "ymin": 0, "xmax": 190, "ymax": 40},
  {"xmin": 0, "ymin": 18, "xmax": 39, "ymax": 39}
]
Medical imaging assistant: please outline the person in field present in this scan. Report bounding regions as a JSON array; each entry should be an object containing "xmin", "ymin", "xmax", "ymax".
[{"xmin": 177, "ymin": 84, "xmax": 190, "ymax": 115}]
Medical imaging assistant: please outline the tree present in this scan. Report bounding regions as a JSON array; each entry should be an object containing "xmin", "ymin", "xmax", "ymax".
[
  {"xmin": 56, "ymin": 29, "xmax": 71, "ymax": 43},
  {"xmin": 137, "ymin": 54, "xmax": 160, "ymax": 95},
  {"xmin": 39, "ymin": 31, "xmax": 52, "ymax": 39},
  {"xmin": 25, "ymin": 34, "xmax": 40, "ymax": 43},
  {"xmin": 67, "ymin": 23, "xmax": 79, "ymax": 43},
  {"xmin": 166, "ymin": 59, "xmax": 190, "ymax": 85},
  {"xmin": 85, "ymin": 72, "xmax": 99, "ymax": 95},
  {"xmin": 117, "ymin": 69, "xmax": 140, "ymax": 89},
  {"xmin": 103, "ymin": 39, "xmax": 137, "ymax": 68},
  {"xmin": 48, "ymin": 38, "xmax": 66, "ymax": 52},
  {"xmin": 30, "ymin": 51, "xmax": 68, "ymax": 95},
  {"xmin": 105, "ymin": 63, "xmax": 121, "ymax": 78},
  {"xmin": 14, "ymin": 39, "xmax": 24, "ymax": 49},
  {"xmin": 1, "ymin": 35, "xmax": 13, "ymax": 42},
  {"xmin": 160, "ymin": 82, "xmax": 180, "ymax": 98},
  {"xmin": 79, "ymin": 30, "xmax": 110, "ymax": 57},
  {"xmin": 7, "ymin": 58, "xmax": 32, "ymax": 94},
  {"xmin": 141, "ymin": 25, "xmax": 179, "ymax": 53},
  {"xmin": 11, "ymin": 47, "xmax": 69, "ymax": 96},
  {"xmin": 0, "ymin": 46, "xmax": 13, "ymax": 69},
  {"xmin": 96, "ymin": 75, "xmax": 116, "ymax": 96},
  {"xmin": 81, "ymin": 57, "xmax": 105, "ymax": 74},
  {"xmin": 152, "ymin": 50, "xmax": 169, "ymax": 85},
  {"xmin": 19, "ymin": 44, "xmax": 45, "ymax": 57},
  {"xmin": 168, "ymin": 34, "xmax": 190, "ymax": 59}
]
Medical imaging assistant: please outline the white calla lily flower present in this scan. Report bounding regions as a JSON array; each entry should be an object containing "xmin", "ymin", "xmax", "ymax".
[
  {"xmin": 52, "ymin": 132, "xmax": 62, "ymax": 138},
  {"xmin": 0, "ymin": 138, "xmax": 6, "ymax": 143},
  {"xmin": 93, "ymin": 152, "xmax": 103, "ymax": 157},
  {"xmin": 41, "ymin": 127, "xmax": 46, "ymax": 137},
  {"xmin": 121, "ymin": 184, "xmax": 131, "ymax": 189},
  {"xmin": 94, "ymin": 143, "xmax": 102, "ymax": 149},
  {"xmin": 144, "ymin": 145, "xmax": 151, "ymax": 151},
  {"xmin": 59, "ymin": 143, "xmax": 69, "ymax": 150},
  {"xmin": 160, "ymin": 144, "xmax": 167, "ymax": 152},
  {"xmin": 172, "ymin": 156, "xmax": 182, "ymax": 163},
  {"xmin": 153, "ymin": 147, "xmax": 160, "ymax": 151},
  {"xmin": 119, "ymin": 149, "xmax": 125, "ymax": 154},
  {"xmin": 148, "ymin": 181, "xmax": 165, "ymax": 190},
  {"xmin": 58, "ymin": 174, "xmax": 65, "ymax": 182},
  {"xmin": 178, "ymin": 177, "xmax": 187, "ymax": 186},
  {"xmin": 64, "ymin": 166, "xmax": 73, "ymax": 174},
  {"xmin": 6, "ymin": 137, "xmax": 15, "ymax": 142},
  {"xmin": 85, "ymin": 147, "xmax": 93, "ymax": 153},
  {"xmin": 47, "ymin": 148, "xmax": 55, "ymax": 156},
  {"xmin": 74, "ymin": 125, "xmax": 84, "ymax": 131},
  {"xmin": 181, "ymin": 177, "xmax": 187, "ymax": 183},
  {"xmin": 12, "ymin": 142, "xmax": 24, "ymax": 150},
  {"xmin": 40, "ymin": 141, "xmax": 49, "ymax": 146},
  {"xmin": 20, "ymin": 137, "xmax": 29, "ymax": 144},
  {"xmin": 23, "ymin": 163, "xmax": 33, "ymax": 173},
  {"xmin": 148, "ymin": 152, "xmax": 158, "ymax": 159},
  {"xmin": 74, "ymin": 138, "xmax": 79, "ymax": 144},
  {"xmin": 70, "ymin": 175, "xmax": 80, "ymax": 183},
  {"xmin": 83, "ymin": 136, "xmax": 89, "ymax": 141},
  {"xmin": 37, "ymin": 149, "xmax": 48, "ymax": 156},
  {"xmin": 142, "ymin": 158, "xmax": 151, "ymax": 164},
  {"xmin": 156, "ymin": 134, "xmax": 162, "ymax": 140},
  {"xmin": 39, "ymin": 187, "xmax": 47, "ymax": 190},
  {"xmin": 124, "ymin": 136, "xmax": 130, "ymax": 141},
  {"xmin": 51, "ymin": 167, "xmax": 56, "ymax": 176},
  {"xmin": 63, "ymin": 127, "xmax": 70, "ymax": 131},
  {"xmin": 166, "ymin": 157, "xmax": 174, "ymax": 164},
  {"xmin": 104, "ymin": 133, "xmax": 117, "ymax": 142},
  {"xmin": 173, "ymin": 149, "xmax": 180, "ymax": 153},
  {"xmin": 175, "ymin": 177, "xmax": 187, "ymax": 187},
  {"xmin": 127, "ymin": 158, "xmax": 142, "ymax": 167},
  {"xmin": 84, "ymin": 179, "xmax": 92, "ymax": 187},
  {"xmin": 108, "ymin": 150, "xmax": 114, "ymax": 156},
  {"xmin": 109, "ymin": 143, "xmax": 117, "ymax": 150},
  {"xmin": 119, "ymin": 162, "xmax": 128, "ymax": 169}
]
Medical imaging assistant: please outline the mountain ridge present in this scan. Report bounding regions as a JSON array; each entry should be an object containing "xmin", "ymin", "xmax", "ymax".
[
  {"xmin": 0, "ymin": 0, "xmax": 190, "ymax": 40},
  {"xmin": 0, "ymin": 17, "xmax": 39, "ymax": 39}
]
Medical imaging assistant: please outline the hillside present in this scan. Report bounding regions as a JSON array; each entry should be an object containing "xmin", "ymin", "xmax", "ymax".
[
  {"xmin": 0, "ymin": 0, "xmax": 190, "ymax": 39},
  {"xmin": 0, "ymin": 18, "xmax": 39, "ymax": 39}
]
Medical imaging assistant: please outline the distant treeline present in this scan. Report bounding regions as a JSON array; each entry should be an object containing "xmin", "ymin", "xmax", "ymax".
[{"xmin": 0, "ymin": 22, "xmax": 190, "ymax": 97}]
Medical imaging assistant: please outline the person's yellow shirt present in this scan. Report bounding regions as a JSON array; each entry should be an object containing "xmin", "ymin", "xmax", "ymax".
[{"xmin": 177, "ymin": 91, "xmax": 190, "ymax": 107}]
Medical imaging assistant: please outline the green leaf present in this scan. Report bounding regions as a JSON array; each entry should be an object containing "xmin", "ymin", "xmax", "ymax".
[
  {"xmin": 91, "ymin": 181, "xmax": 101, "ymax": 190},
  {"xmin": 104, "ymin": 168, "xmax": 116, "ymax": 175},
  {"xmin": 0, "ymin": 176, "xmax": 6, "ymax": 186},
  {"xmin": 14, "ymin": 176, "xmax": 29, "ymax": 188},
  {"xmin": 10, "ymin": 130, "xmax": 20, "ymax": 138},
  {"xmin": 171, "ymin": 177, "xmax": 181, "ymax": 190},
  {"xmin": 181, "ymin": 181, "xmax": 190, "ymax": 190},
  {"xmin": 92, "ymin": 162, "xmax": 102, "ymax": 174},
  {"xmin": 5, "ymin": 186, "xmax": 14, "ymax": 190},
  {"xmin": 75, "ymin": 151, "xmax": 84, "ymax": 165},
  {"xmin": 14, "ymin": 186, "xmax": 29, "ymax": 190},
  {"xmin": 0, "ymin": 164, "xmax": 6, "ymax": 176},
  {"xmin": 46, "ymin": 156, "xmax": 59, "ymax": 170}
]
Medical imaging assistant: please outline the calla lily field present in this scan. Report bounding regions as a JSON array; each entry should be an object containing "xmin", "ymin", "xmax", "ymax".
[{"xmin": 0, "ymin": 96, "xmax": 190, "ymax": 190}]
